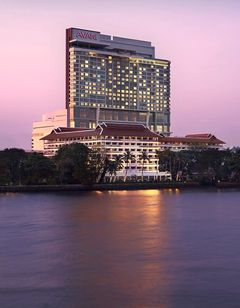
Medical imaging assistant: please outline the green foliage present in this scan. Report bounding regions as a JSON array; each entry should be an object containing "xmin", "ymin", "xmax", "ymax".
[
  {"xmin": 123, "ymin": 150, "xmax": 135, "ymax": 180},
  {"xmin": 226, "ymin": 148, "xmax": 240, "ymax": 181},
  {"xmin": 22, "ymin": 153, "xmax": 56, "ymax": 185},
  {"xmin": 0, "ymin": 145, "xmax": 240, "ymax": 186},
  {"xmin": 157, "ymin": 148, "xmax": 240, "ymax": 183},
  {"xmin": 54, "ymin": 143, "xmax": 105, "ymax": 185},
  {"xmin": 0, "ymin": 148, "xmax": 26, "ymax": 185},
  {"xmin": 107, "ymin": 155, "xmax": 124, "ymax": 180},
  {"xmin": 123, "ymin": 150, "xmax": 135, "ymax": 163},
  {"xmin": 139, "ymin": 151, "xmax": 150, "ymax": 180}
]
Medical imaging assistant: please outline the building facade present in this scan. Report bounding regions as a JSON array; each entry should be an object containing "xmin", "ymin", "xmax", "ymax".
[
  {"xmin": 42, "ymin": 123, "xmax": 225, "ymax": 180},
  {"xmin": 32, "ymin": 109, "xmax": 67, "ymax": 151},
  {"xmin": 66, "ymin": 28, "xmax": 171, "ymax": 134}
]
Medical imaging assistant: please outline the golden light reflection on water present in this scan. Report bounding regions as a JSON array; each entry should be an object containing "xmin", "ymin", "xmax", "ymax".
[
  {"xmin": 94, "ymin": 190, "xmax": 104, "ymax": 195},
  {"xmin": 97, "ymin": 190, "xmax": 171, "ymax": 306},
  {"xmin": 105, "ymin": 188, "xmax": 182, "ymax": 197},
  {"xmin": 67, "ymin": 189, "xmax": 174, "ymax": 305},
  {"xmin": 107, "ymin": 189, "xmax": 161, "ymax": 196},
  {"xmin": 137, "ymin": 189, "xmax": 161, "ymax": 196},
  {"xmin": 163, "ymin": 188, "xmax": 181, "ymax": 194}
]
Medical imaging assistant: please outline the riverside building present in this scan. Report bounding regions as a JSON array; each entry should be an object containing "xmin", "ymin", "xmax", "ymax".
[
  {"xmin": 66, "ymin": 28, "xmax": 171, "ymax": 134},
  {"xmin": 32, "ymin": 109, "xmax": 67, "ymax": 151},
  {"xmin": 41, "ymin": 123, "xmax": 225, "ymax": 180}
]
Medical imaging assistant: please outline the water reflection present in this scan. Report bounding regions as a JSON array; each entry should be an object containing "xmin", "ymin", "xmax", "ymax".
[
  {"xmin": 58, "ymin": 190, "xmax": 172, "ymax": 307},
  {"xmin": 1, "ymin": 190, "xmax": 240, "ymax": 307}
]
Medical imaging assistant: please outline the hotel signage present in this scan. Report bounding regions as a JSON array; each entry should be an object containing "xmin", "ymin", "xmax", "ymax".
[{"xmin": 72, "ymin": 29, "xmax": 100, "ymax": 42}]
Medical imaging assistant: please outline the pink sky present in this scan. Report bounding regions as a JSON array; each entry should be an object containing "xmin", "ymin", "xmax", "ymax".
[{"xmin": 0, "ymin": 0, "xmax": 240, "ymax": 149}]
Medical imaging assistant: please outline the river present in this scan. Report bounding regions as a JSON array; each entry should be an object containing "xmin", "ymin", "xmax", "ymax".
[{"xmin": 0, "ymin": 189, "xmax": 240, "ymax": 307}]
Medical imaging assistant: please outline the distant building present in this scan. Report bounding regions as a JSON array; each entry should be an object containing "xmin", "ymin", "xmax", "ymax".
[
  {"xmin": 32, "ymin": 109, "xmax": 67, "ymax": 151},
  {"xmin": 41, "ymin": 122, "xmax": 225, "ymax": 180},
  {"xmin": 66, "ymin": 28, "xmax": 171, "ymax": 134},
  {"xmin": 158, "ymin": 134, "xmax": 225, "ymax": 152}
]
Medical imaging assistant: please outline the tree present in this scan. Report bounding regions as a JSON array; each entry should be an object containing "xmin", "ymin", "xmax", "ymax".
[
  {"xmin": 0, "ymin": 148, "xmax": 26, "ymax": 185},
  {"xmin": 139, "ymin": 151, "xmax": 149, "ymax": 181},
  {"xmin": 193, "ymin": 149, "xmax": 223, "ymax": 183},
  {"xmin": 156, "ymin": 150, "xmax": 197, "ymax": 181},
  {"xmin": 54, "ymin": 143, "xmax": 104, "ymax": 185},
  {"xmin": 107, "ymin": 160, "xmax": 117, "ymax": 182},
  {"xmin": 54, "ymin": 143, "xmax": 88, "ymax": 184},
  {"xmin": 226, "ymin": 148, "xmax": 240, "ymax": 182},
  {"xmin": 0, "ymin": 155, "xmax": 9, "ymax": 185},
  {"xmin": 22, "ymin": 153, "xmax": 56, "ymax": 185},
  {"xmin": 98, "ymin": 156, "xmax": 110, "ymax": 183},
  {"xmin": 156, "ymin": 149, "xmax": 176, "ymax": 179},
  {"xmin": 123, "ymin": 150, "xmax": 135, "ymax": 182},
  {"xmin": 107, "ymin": 155, "xmax": 124, "ymax": 182},
  {"xmin": 88, "ymin": 148, "xmax": 106, "ymax": 183}
]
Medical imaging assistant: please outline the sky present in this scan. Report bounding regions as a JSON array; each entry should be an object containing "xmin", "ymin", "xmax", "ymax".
[{"xmin": 0, "ymin": 0, "xmax": 240, "ymax": 149}]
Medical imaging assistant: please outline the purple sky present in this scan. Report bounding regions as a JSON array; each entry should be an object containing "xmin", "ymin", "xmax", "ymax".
[{"xmin": 0, "ymin": 0, "xmax": 240, "ymax": 149}]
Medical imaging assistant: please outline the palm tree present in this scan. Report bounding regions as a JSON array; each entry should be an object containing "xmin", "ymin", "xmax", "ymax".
[
  {"xmin": 123, "ymin": 150, "xmax": 135, "ymax": 182},
  {"xmin": 107, "ymin": 155, "xmax": 124, "ymax": 182},
  {"xmin": 156, "ymin": 149, "xmax": 178, "ymax": 180},
  {"xmin": 156, "ymin": 149, "xmax": 171, "ymax": 172},
  {"xmin": 139, "ymin": 151, "xmax": 149, "ymax": 181},
  {"xmin": 113, "ymin": 155, "xmax": 124, "ymax": 182},
  {"xmin": 107, "ymin": 161, "xmax": 117, "ymax": 182},
  {"xmin": 114, "ymin": 155, "xmax": 124, "ymax": 171},
  {"xmin": 98, "ymin": 155, "xmax": 110, "ymax": 183}
]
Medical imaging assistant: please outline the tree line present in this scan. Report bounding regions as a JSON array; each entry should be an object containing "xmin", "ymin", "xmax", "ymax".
[{"xmin": 0, "ymin": 144, "xmax": 240, "ymax": 186}]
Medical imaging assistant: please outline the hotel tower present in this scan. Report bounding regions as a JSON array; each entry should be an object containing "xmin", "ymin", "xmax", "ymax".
[{"xmin": 66, "ymin": 28, "xmax": 171, "ymax": 134}]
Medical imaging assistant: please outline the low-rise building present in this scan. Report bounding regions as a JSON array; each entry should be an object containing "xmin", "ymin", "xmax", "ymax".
[
  {"xmin": 41, "ymin": 122, "xmax": 225, "ymax": 180},
  {"xmin": 158, "ymin": 133, "xmax": 225, "ymax": 152},
  {"xmin": 32, "ymin": 109, "xmax": 67, "ymax": 151}
]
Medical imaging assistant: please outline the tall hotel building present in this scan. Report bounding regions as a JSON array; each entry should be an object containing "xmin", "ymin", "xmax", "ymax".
[{"xmin": 66, "ymin": 28, "xmax": 171, "ymax": 134}]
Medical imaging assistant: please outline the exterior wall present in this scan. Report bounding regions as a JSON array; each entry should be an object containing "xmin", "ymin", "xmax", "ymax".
[
  {"xmin": 158, "ymin": 142, "xmax": 223, "ymax": 152},
  {"xmin": 43, "ymin": 133, "xmax": 224, "ymax": 180},
  {"xmin": 105, "ymin": 170, "xmax": 172, "ymax": 181},
  {"xmin": 43, "ymin": 135, "xmax": 223, "ymax": 157},
  {"xmin": 66, "ymin": 28, "xmax": 170, "ymax": 134},
  {"xmin": 32, "ymin": 109, "xmax": 67, "ymax": 151},
  {"xmin": 44, "ymin": 135, "xmax": 160, "ymax": 175}
]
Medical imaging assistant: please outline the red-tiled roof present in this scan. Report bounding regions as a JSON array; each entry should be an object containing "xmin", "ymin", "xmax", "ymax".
[
  {"xmin": 41, "ymin": 128, "xmax": 100, "ymax": 140},
  {"xmin": 41, "ymin": 123, "xmax": 225, "ymax": 145},
  {"xmin": 159, "ymin": 136, "xmax": 225, "ymax": 144},
  {"xmin": 185, "ymin": 133, "xmax": 215, "ymax": 139},
  {"xmin": 56, "ymin": 127, "xmax": 92, "ymax": 132},
  {"xmin": 41, "ymin": 122, "xmax": 160, "ymax": 140},
  {"xmin": 98, "ymin": 123, "xmax": 160, "ymax": 137}
]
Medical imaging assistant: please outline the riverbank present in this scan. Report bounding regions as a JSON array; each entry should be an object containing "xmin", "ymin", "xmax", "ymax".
[{"xmin": 0, "ymin": 181, "xmax": 240, "ymax": 193}]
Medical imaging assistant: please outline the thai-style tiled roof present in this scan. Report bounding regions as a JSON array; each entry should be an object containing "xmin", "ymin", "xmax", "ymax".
[
  {"xmin": 41, "ymin": 122, "xmax": 161, "ymax": 140},
  {"xmin": 41, "ymin": 123, "xmax": 225, "ymax": 145},
  {"xmin": 159, "ymin": 134, "xmax": 225, "ymax": 144}
]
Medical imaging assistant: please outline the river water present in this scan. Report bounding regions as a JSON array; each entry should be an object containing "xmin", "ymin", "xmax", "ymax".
[{"xmin": 0, "ymin": 189, "xmax": 240, "ymax": 307}]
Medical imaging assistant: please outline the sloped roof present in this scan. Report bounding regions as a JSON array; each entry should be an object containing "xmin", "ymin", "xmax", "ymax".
[
  {"xmin": 56, "ymin": 127, "xmax": 92, "ymax": 132},
  {"xmin": 41, "ymin": 123, "xmax": 225, "ymax": 145},
  {"xmin": 185, "ymin": 133, "xmax": 216, "ymax": 139},
  {"xmin": 41, "ymin": 122, "xmax": 161, "ymax": 140},
  {"xmin": 159, "ymin": 134, "xmax": 225, "ymax": 144},
  {"xmin": 98, "ymin": 122, "xmax": 160, "ymax": 137}
]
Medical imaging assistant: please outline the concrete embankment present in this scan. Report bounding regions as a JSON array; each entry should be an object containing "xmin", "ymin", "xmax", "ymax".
[
  {"xmin": 0, "ymin": 182, "xmax": 201, "ymax": 193},
  {"xmin": 215, "ymin": 182, "xmax": 240, "ymax": 188},
  {"xmin": 1, "ymin": 182, "xmax": 240, "ymax": 193}
]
